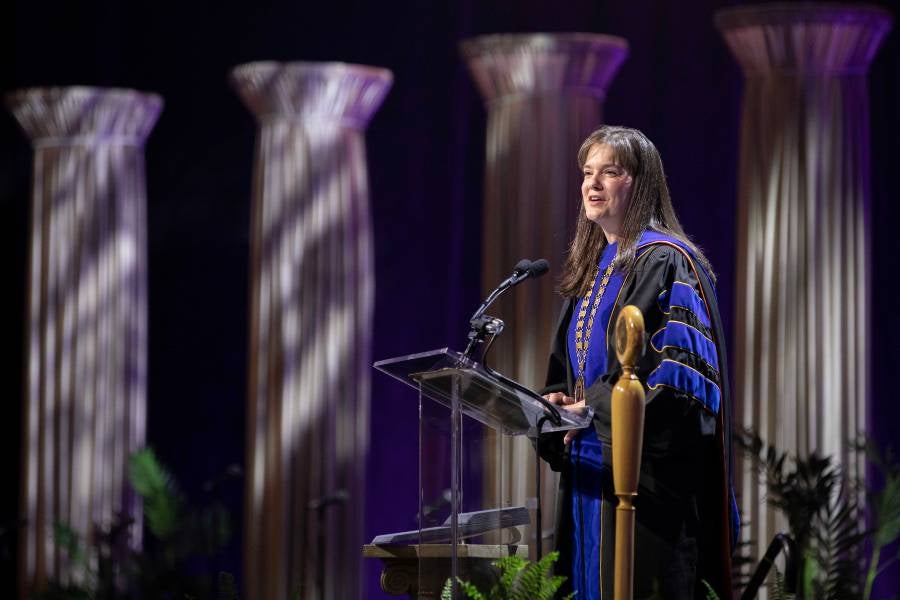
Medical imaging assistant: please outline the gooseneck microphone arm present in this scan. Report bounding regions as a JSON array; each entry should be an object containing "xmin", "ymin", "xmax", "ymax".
[
  {"xmin": 472, "ymin": 258, "xmax": 551, "ymax": 323},
  {"xmin": 469, "ymin": 259, "xmax": 533, "ymax": 323},
  {"xmin": 462, "ymin": 258, "xmax": 551, "ymax": 361},
  {"xmin": 461, "ymin": 257, "xmax": 561, "ymax": 425}
]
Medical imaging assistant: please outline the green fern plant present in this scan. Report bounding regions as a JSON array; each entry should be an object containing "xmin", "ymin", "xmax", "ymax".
[
  {"xmin": 440, "ymin": 551, "xmax": 573, "ymax": 600},
  {"xmin": 771, "ymin": 566, "xmax": 797, "ymax": 600},
  {"xmin": 129, "ymin": 448, "xmax": 186, "ymax": 541},
  {"xmin": 738, "ymin": 430, "xmax": 900, "ymax": 599},
  {"xmin": 34, "ymin": 448, "xmax": 238, "ymax": 600},
  {"xmin": 861, "ymin": 442, "xmax": 900, "ymax": 600},
  {"xmin": 32, "ymin": 524, "xmax": 95, "ymax": 600}
]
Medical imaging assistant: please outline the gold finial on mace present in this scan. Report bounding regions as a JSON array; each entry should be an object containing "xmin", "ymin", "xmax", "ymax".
[{"xmin": 612, "ymin": 305, "xmax": 645, "ymax": 600}]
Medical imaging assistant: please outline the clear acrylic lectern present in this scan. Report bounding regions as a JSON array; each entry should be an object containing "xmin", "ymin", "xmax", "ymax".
[{"xmin": 368, "ymin": 348, "xmax": 592, "ymax": 598}]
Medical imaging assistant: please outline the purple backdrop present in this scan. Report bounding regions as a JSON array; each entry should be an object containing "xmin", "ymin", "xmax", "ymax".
[{"xmin": 1, "ymin": 0, "xmax": 897, "ymax": 597}]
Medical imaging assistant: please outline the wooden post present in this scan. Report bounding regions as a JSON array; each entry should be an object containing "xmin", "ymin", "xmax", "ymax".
[{"xmin": 611, "ymin": 305, "xmax": 645, "ymax": 600}]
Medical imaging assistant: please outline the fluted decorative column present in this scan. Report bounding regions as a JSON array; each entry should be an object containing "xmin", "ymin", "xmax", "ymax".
[
  {"xmin": 8, "ymin": 87, "xmax": 161, "ymax": 598},
  {"xmin": 461, "ymin": 33, "xmax": 628, "ymax": 555},
  {"xmin": 231, "ymin": 62, "xmax": 391, "ymax": 600},
  {"xmin": 715, "ymin": 3, "xmax": 891, "ymax": 565}
]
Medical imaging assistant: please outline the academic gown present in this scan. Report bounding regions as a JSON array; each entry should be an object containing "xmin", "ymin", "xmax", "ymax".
[{"xmin": 538, "ymin": 231, "xmax": 739, "ymax": 600}]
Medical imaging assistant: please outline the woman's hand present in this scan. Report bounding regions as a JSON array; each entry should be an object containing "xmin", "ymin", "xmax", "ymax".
[{"xmin": 542, "ymin": 392, "xmax": 589, "ymax": 445}]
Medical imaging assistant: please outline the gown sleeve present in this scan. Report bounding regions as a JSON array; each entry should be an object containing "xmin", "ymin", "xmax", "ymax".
[{"xmin": 532, "ymin": 298, "xmax": 574, "ymax": 473}]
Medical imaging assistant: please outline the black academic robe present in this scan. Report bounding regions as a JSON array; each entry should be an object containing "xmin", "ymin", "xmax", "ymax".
[{"xmin": 539, "ymin": 238, "xmax": 737, "ymax": 599}]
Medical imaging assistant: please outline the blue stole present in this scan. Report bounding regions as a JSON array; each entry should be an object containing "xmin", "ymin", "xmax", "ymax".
[{"xmin": 566, "ymin": 241, "xmax": 621, "ymax": 599}]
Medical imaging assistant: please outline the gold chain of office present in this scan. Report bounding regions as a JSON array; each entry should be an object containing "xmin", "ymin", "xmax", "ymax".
[{"xmin": 573, "ymin": 261, "xmax": 616, "ymax": 403}]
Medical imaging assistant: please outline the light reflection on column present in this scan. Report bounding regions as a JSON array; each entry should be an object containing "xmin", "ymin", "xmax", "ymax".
[
  {"xmin": 715, "ymin": 4, "xmax": 891, "ymax": 583},
  {"xmin": 231, "ymin": 61, "xmax": 391, "ymax": 600},
  {"xmin": 8, "ymin": 86, "xmax": 161, "ymax": 598}
]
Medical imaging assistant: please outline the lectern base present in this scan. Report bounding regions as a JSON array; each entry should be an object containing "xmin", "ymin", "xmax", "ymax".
[{"xmin": 362, "ymin": 544, "xmax": 528, "ymax": 598}]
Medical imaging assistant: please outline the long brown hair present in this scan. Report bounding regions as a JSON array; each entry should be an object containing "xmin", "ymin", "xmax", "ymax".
[{"xmin": 559, "ymin": 125, "xmax": 715, "ymax": 297}]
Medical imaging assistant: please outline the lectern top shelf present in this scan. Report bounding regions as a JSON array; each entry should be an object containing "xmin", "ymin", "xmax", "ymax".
[{"xmin": 374, "ymin": 347, "xmax": 592, "ymax": 437}]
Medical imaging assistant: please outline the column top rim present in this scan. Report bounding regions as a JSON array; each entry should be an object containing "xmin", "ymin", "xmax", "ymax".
[
  {"xmin": 6, "ymin": 86, "xmax": 163, "ymax": 109},
  {"xmin": 714, "ymin": 3, "xmax": 893, "ymax": 31},
  {"xmin": 7, "ymin": 86, "xmax": 163, "ymax": 143},
  {"xmin": 460, "ymin": 32, "xmax": 629, "ymax": 58},
  {"xmin": 230, "ymin": 61, "xmax": 393, "ymax": 123},
  {"xmin": 460, "ymin": 32, "xmax": 628, "ymax": 102},
  {"xmin": 231, "ymin": 61, "xmax": 393, "ymax": 84}
]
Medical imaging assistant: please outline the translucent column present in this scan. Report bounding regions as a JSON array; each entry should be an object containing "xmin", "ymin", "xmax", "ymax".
[
  {"xmin": 231, "ymin": 61, "xmax": 392, "ymax": 600},
  {"xmin": 715, "ymin": 3, "xmax": 891, "ymax": 567},
  {"xmin": 461, "ymin": 33, "xmax": 628, "ymax": 556},
  {"xmin": 8, "ymin": 86, "xmax": 162, "ymax": 597}
]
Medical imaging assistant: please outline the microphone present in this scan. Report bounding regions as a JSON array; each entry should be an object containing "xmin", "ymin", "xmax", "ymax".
[
  {"xmin": 462, "ymin": 257, "xmax": 561, "ymax": 423},
  {"xmin": 463, "ymin": 258, "xmax": 550, "ymax": 360},
  {"xmin": 528, "ymin": 259, "xmax": 549, "ymax": 279},
  {"xmin": 512, "ymin": 259, "xmax": 532, "ymax": 276},
  {"xmin": 470, "ymin": 257, "xmax": 550, "ymax": 324}
]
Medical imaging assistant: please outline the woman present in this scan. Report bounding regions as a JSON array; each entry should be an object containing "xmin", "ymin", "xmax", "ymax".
[{"xmin": 539, "ymin": 125, "xmax": 739, "ymax": 599}]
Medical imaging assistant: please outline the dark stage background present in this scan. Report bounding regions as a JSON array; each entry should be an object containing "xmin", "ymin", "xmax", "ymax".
[{"xmin": 1, "ymin": 0, "xmax": 898, "ymax": 597}]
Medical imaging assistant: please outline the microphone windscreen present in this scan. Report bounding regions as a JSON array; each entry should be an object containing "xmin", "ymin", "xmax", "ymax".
[
  {"xmin": 513, "ymin": 259, "xmax": 532, "ymax": 275},
  {"xmin": 529, "ymin": 259, "xmax": 550, "ymax": 278}
]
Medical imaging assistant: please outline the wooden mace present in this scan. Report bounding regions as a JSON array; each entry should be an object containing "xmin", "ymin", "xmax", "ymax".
[{"xmin": 612, "ymin": 305, "xmax": 646, "ymax": 600}]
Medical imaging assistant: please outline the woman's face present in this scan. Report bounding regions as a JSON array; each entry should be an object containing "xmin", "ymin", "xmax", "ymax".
[{"xmin": 581, "ymin": 143, "xmax": 633, "ymax": 241}]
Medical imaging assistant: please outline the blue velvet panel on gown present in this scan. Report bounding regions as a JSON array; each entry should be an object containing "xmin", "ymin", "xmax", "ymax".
[{"xmin": 566, "ymin": 242, "xmax": 624, "ymax": 599}]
